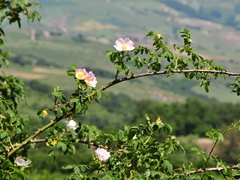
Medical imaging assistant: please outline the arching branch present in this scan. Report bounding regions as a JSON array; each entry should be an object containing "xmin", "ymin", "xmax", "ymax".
[{"xmin": 100, "ymin": 69, "xmax": 240, "ymax": 91}]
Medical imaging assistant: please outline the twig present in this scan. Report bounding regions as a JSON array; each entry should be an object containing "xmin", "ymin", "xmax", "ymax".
[
  {"xmin": 187, "ymin": 164, "xmax": 239, "ymax": 175},
  {"xmin": 30, "ymin": 138, "xmax": 98, "ymax": 147},
  {"xmin": 99, "ymin": 69, "xmax": 240, "ymax": 91},
  {"xmin": 220, "ymin": 170, "xmax": 228, "ymax": 180},
  {"xmin": 205, "ymin": 121, "xmax": 240, "ymax": 166},
  {"xmin": 0, "ymin": 112, "xmax": 71, "ymax": 164}
]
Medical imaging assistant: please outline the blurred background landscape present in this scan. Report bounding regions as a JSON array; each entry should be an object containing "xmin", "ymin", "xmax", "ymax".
[{"xmin": 2, "ymin": 0, "xmax": 240, "ymax": 179}]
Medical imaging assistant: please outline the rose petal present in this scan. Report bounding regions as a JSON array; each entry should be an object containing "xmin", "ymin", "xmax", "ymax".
[
  {"xmin": 113, "ymin": 45, "xmax": 123, "ymax": 51},
  {"xmin": 115, "ymin": 38, "xmax": 124, "ymax": 47},
  {"xmin": 123, "ymin": 37, "xmax": 130, "ymax": 44}
]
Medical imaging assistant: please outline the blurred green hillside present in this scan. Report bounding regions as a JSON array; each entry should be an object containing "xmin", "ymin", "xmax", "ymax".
[{"xmin": 2, "ymin": 0, "xmax": 240, "ymax": 103}]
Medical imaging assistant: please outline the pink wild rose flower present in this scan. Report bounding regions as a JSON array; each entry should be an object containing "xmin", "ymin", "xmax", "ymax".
[
  {"xmin": 114, "ymin": 38, "xmax": 135, "ymax": 51},
  {"xmin": 95, "ymin": 148, "xmax": 111, "ymax": 162},
  {"xmin": 84, "ymin": 71, "xmax": 97, "ymax": 88},
  {"xmin": 75, "ymin": 68, "xmax": 88, "ymax": 80}
]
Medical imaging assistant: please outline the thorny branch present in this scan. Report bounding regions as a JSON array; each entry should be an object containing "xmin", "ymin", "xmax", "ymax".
[
  {"xmin": 100, "ymin": 69, "xmax": 240, "ymax": 91},
  {"xmin": 187, "ymin": 164, "xmax": 239, "ymax": 175}
]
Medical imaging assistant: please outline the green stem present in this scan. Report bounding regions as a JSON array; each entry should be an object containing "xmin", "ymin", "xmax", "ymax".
[
  {"xmin": 115, "ymin": 70, "xmax": 120, "ymax": 80},
  {"xmin": 174, "ymin": 52, "xmax": 181, "ymax": 69},
  {"xmin": 204, "ymin": 120, "xmax": 240, "ymax": 166},
  {"xmin": 0, "ymin": 112, "xmax": 71, "ymax": 164}
]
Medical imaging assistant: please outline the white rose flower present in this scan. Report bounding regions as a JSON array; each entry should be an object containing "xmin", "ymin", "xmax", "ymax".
[
  {"xmin": 95, "ymin": 148, "xmax": 111, "ymax": 162},
  {"xmin": 66, "ymin": 120, "xmax": 78, "ymax": 135},
  {"xmin": 16, "ymin": 157, "xmax": 31, "ymax": 167},
  {"xmin": 133, "ymin": 134, "xmax": 137, "ymax": 139}
]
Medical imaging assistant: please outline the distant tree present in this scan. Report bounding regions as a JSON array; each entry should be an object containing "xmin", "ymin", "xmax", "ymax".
[{"xmin": 72, "ymin": 33, "xmax": 88, "ymax": 43}]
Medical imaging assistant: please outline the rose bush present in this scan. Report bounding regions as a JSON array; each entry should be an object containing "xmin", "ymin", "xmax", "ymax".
[{"xmin": 0, "ymin": 1, "xmax": 240, "ymax": 180}]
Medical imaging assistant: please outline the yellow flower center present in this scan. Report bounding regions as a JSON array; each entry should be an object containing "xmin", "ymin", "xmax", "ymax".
[
  {"xmin": 157, "ymin": 33, "xmax": 162, "ymax": 38},
  {"xmin": 121, "ymin": 44, "xmax": 127, "ymax": 50},
  {"xmin": 156, "ymin": 117, "xmax": 163, "ymax": 124},
  {"xmin": 85, "ymin": 77, "xmax": 91, "ymax": 83},
  {"xmin": 43, "ymin": 110, "xmax": 48, "ymax": 117},
  {"xmin": 77, "ymin": 73, "xmax": 84, "ymax": 79},
  {"xmin": 51, "ymin": 139, "xmax": 57, "ymax": 146}
]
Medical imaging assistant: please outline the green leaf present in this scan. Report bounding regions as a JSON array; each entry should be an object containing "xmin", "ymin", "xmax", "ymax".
[
  {"xmin": 74, "ymin": 166, "xmax": 80, "ymax": 174},
  {"xmin": 149, "ymin": 147, "xmax": 158, "ymax": 153},
  {"xmin": 104, "ymin": 133, "xmax": 116, "ymax": 143},
  {"xmin": 80, "ymin": 165, "xmax": 88, "ymax": 172},
  {"xmin": 101, "ymin": 91, "xmax": 109, "ymax": 99},
  {"xmin": 0, "ymin": 28, "xmax": 5, "ymax": 36},
  {"xmin": 102, "ymin": 175, "xmax": 114, "ymax": 180},
  {"xmin": 1, "ymin": 159, "xmax": 12, "ymax": 169},
  {"xmin": 96, "ymin": 90, "xmax": 102, "ymax": 100},
  {"xmin": 6, "ymin": 109, "xmax": 15, "ymax": 117},
  {"xmin": 62, "ymin": 165, "xmax": 74, "ymax": 170},
  {"xmin": 106, "ymin": 50, "xmax": 113, "ymax": 57},
  {"xmin": 14, "ymin": 169, "xmax": 25, "ymax": 180},
  {"xmin": 48, "ymin": 150, "xmax": 55, "ymax": 160},
  {"xmin": 128, "ymin": 130, "xmax": 137, "ymax": 140},
  {"xmin": 37, "ymin": 109, "xmax": 45, "ymax": 119},
  {"xmin": 69, "ymin": 64, "xmax": 76, "ymax": 70},
  {"xmin": 57, "ymin": 142, "xmax": 67, "ymax": 152},
  {"xmin": 28, "ymin": 2, "xmax": 42, "ymax": 8},
  {"xmin": 70, "ymin": 144, "xmax": 76, "ymax": 154},
  {"xmin": 67, "ymin": 69, "xmax": 75, "ymax": 77},
  {"xmin": 134, "ymin": 48, "xmax": 140, "ymax": 55},
  {"xmin": 70, "ymin": 98, "xmax": 79, "ymax": 103},
  {"xmin": 163, "ymin": 124, "xmax": 172, "ymax": 133},
  {"xmin": 234, "ymin": 174, "xmax": 240, "ymax": 179},
  {"xmin": 221, "ymin": 74, "xmax": 226, "ymax": 80},
  {"xmin": 163, "ymin": 160, "xmax": 173, "ymax": 173},
  {"xmin": 0, "ymin": 131, "xmax": 8, "ymax": 139},
  {"xmin": 146, "ymin": 31, "xmax": 154, "ymax": 37},
  {"xmin": 189, "ymin": 72, "xmax": 195, "ymax": 79},
  {"xmin": 28, "ymin": 11, "xmax": 41, "ymax": 22},
  {"xmin": 218, "ymin": 133, "xmax": 224, "ymax": 141}
]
